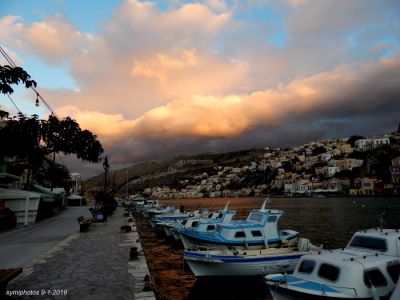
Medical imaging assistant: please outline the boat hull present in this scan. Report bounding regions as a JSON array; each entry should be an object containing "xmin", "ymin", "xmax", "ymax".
[
  {"xmin": 163, "ymin": 225, "xmax": 173, "ymax": 237},
  {"xmin": 180, "ymin": 231, "xmax": 299, "ymax": 250},
  {"xmin": 171, "ymin": 228, "xmax": 181, "ymax": 241},
  {"xmin": 185, "ymin": 252, "xmax": 303, "ymax": 277},
  {"xmin": 268, "ymin": 286, "xmax": 389, "ymax": 300}
]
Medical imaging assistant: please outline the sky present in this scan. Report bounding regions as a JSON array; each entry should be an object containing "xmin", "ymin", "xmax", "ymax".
[{"xmin": 0, "ymin": 0, "xmax": 400, "ymax": 178}]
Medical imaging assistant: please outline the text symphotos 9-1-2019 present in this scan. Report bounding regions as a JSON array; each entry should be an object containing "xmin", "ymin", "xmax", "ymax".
[{"xmin": 6, "ymin": 289, "xmax": 68, "ymax": 296}]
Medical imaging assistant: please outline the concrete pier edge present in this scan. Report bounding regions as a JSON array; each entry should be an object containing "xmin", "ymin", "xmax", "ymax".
[{"xmin": 122, "ymin": 213, "xmax": 156, "ymax": 300}]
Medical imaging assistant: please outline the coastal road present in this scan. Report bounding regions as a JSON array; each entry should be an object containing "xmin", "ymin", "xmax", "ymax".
[{"xmin": 0, "ymin": 206, "xmax": 92, "ymax": 268}]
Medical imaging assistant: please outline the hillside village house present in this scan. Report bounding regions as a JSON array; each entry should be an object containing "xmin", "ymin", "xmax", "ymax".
[
  {"xmin": 350, "ymin": 177, "xmax": 378, "ymax": 196},
  {"xmin": 336, "ymin": 142, "xmax": 353, "ymax": 154},
  {"xmin": 355, "ymin": 136, "xmax": 391, "ymax": 151},
  {"xmin": 329, "ymin": 158, "xmax": 363, "ymax": 171},
  {"xmin": 315, "ymin": 166, "xmax": 339, "ymax": 177}
]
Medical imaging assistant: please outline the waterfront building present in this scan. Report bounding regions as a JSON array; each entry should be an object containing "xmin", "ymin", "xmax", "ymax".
[{"xmin": 350, "ymin": 177, "xmax": 377, "ymax": 196}]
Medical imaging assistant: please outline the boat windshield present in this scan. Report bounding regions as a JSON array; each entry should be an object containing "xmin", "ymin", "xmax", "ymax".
[
  {"xmin": 298, "ymin": 260, "xmax": 316, "ymax": 274},
  {"xmin": 248, "ymin": 212, "xmax": 263, "ymax": 222},
  {"xmin": 318, "ymin": 263, "xmax": 340, "ymax": 282},
  {"xmin": 191, "ymin": 221, "xmax": 199, "ymax": 228},
  {"xmin": 363, "ymin": 269, "xmax": 388, "ymax": 287},
  {"xmin": 349, "ymin": 236, "xmax": 387, "ymax": 252}
]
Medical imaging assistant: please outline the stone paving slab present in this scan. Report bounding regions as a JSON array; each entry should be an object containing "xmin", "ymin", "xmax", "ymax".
[{"xmin": 7, "ymin": 207, "xmax": 139, "ymax": 300}]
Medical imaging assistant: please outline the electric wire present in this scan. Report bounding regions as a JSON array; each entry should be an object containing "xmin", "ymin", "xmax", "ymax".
[
  {"xmin": 0, "ymin": 45, "xmax": 59, "ymax": 118},
  {"xmin": 1, "ymin": 45, "xmax": 63, "ymax": 165},
  {"xmin": 6, "ymin": 93, "xmax": 21, "ymax": 114}
]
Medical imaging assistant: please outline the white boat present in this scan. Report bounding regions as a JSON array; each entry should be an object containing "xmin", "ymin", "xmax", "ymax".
[
  {"xmin": 145, "ymin": 205, "xmax": 179, "ymax": 219},
  {"xmin": 266, "ymin": 249, "xmax": 400, "ymax": 300},
  {"xmin": 346, "ymin": 228, "xmax": 400, "ymax": 257},
  {"xmin": 159, "ymin": 209, "xmax": 209, "ymax": 237},
  {"xmin": 179, "ymin": 198, "xmax": 299, "ymax": 250},
  {"xmin": 132, "ymin": 198, "xmax": 159, "ymax": 213},
  {"xmin": 168, "ymin": 202, "xmax": 237, "ymax": 241},
  {"xmin": 184, "ymin": 238, "xmax": 317, "ymax": 277}
]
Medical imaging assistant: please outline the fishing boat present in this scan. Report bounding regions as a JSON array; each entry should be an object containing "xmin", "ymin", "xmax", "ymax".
[
  {"xmin": 152, "ymin": 209, "xmax": 209, "ymax": 234},
  {"xmin": 184, "ymin": 238, "xmax": 318, "ymax": 277},
  {"xmin": 345, "ymin": 228, "xmax": 400, "ymax": 257},
  {"xmin": 169, "ymin": 203, "xmax": 237, "ymax": 241},
  {"xmin": 133, "ymin": 198, "xmax": 159, "ymax": 213},
  {"xmin": 265, "ymin": 249, "xmax": 400, "ymax": 300},
  {"xmin": 150, "ymin": 211, "xmax": 195, "ymax": 227},
  {"xmin": 179, "ymin": 198, "xmax": 299, "ymax": 250},
  {"xmin": 145, "ymin": 205, "xmax": 179, "ymax": 219}
]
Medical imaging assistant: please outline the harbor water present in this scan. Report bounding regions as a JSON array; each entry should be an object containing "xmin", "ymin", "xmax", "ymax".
[{"xmin": 149, "ymin": 196, "xmax": 400, "ymax": 300}]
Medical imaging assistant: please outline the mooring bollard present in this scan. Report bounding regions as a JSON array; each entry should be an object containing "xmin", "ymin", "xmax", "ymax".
[
  {"xmin": 143, "ymin": 282, "xmax": 152, "ymax": 291},
  {"xmin": 130, "ymin": 247, "xmax": 138, "ymax": 260}
]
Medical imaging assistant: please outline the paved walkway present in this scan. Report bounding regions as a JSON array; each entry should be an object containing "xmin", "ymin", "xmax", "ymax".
[
  {"xmin": 7, "ymin": 208, "xmax": 137, "ymax": 300},
  {"xmin": 0, "ymin": 206, "xmax": 92, "ymax": 268}
]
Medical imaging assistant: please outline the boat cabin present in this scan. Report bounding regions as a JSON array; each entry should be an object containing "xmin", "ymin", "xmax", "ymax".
[
  {"xmin": 346, "ymin": 228, "xmax": 400, "ymax": 257},
  {"xmin": 185, "ymin": 209, "xmax": 237, "ymax": 232},
  {"xmin": 215, "ymin": 209, "xmax": 284, "ymax": 243},
  {"xmin": 178, "ymin": 198, "xmax": 299, "ymax": 250},
  {"xmin": 287, "ymin": 250, "xmax": 400, "ymax": 298}
]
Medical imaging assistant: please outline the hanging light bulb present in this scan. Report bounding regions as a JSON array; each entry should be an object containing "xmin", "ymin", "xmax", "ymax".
[{"xmin": 35, "ymin": 92, "xmax": 39, "ymax": 107}]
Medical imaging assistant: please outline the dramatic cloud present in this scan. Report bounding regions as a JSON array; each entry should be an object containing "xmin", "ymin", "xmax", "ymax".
[
  {"xmin": 1, "ymin": 0, "xmax": 399, "ymax": 176},
  {"xmin": 57, "ymin": 55, "xmax": 400, "ymax": 159}
]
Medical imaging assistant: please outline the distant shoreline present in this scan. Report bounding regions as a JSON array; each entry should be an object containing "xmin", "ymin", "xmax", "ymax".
[{"xmin": 155, "ymin": 194, "xmax": 400, "ymax": 201}]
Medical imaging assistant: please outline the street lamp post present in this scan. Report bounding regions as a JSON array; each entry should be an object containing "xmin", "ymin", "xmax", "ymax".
[{"xmin": 126, "ymin": 168, "xmax": 129, "ymax": 199}]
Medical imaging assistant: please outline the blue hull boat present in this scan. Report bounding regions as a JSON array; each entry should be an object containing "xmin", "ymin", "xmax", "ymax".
[{"xmin": 179, "ymin": 198, "xmax": 300, "ymax": 250}]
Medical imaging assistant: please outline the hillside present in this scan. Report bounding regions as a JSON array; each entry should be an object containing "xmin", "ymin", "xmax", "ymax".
[
  {"xmin": 84, "ymin": 130, "xmax": 400, "ymax": 198},
  {"xmin": 84, "ymin": 148, "xmax": 266, "ymax": 194}
]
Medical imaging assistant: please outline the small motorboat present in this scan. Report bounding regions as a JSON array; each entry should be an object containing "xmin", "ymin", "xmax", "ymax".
[
  {"xmin": 184, "ymin": 238, "xmax": 318, "ymax": 277},
  {"xmin": 266, "ymin": 249, "xmax": 400, "ymax": 300},
  {"xmin": 154, "ymin": 209, "xmax": 209, "ymax": 236},
  {"xmin": 179, "ymin": 198, "xmax": 299, "ymax": 250},
  {"xmin": 150, "ymin": 211, "xmax": 195, "ymax": 228},
  {"xmin": 346, "ymin": 228, "xmax": 400, "ymax": 257},
  {"xmin": 169, "ymin": 202, "xmax": 237, "ymax": 241},
  {"xmin": 145, "ymin": 205, "xmax": 179, "ymax": 219}
]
